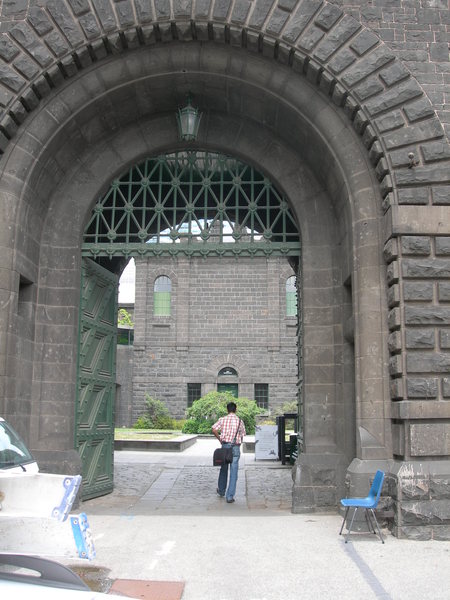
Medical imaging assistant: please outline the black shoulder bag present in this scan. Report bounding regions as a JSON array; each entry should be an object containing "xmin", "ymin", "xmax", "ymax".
[{"xmin": 213, "ymin": 419, "xmax": 242, "ymax": 466}]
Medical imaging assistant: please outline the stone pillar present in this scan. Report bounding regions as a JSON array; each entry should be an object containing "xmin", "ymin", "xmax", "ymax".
[{"xmin": 384, "ymin": 205, "xmax": 450, "ymax": 539}]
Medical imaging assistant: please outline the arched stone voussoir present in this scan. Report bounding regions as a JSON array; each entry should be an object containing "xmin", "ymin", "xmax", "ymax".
[{"xmin": 0, "ymin": 0, "xmax": 448, "ymax": 196}]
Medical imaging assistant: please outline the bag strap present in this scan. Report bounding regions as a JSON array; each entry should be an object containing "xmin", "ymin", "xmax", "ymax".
[{"xmin": 232, "ymin": 418, "xmax": 242, "ymax": 444}]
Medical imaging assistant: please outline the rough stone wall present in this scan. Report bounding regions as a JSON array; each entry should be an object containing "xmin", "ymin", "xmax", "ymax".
[
  {"xmin": 131, "ymin": 255, "xmax": 298, "ymax": 421},
  {"xmin": 337, "ymin": 0, "xmax": 449, "ymax": 141},
  {"xmin": 385, "ymin": 231, "xmax": 450, "ymax": 453}
]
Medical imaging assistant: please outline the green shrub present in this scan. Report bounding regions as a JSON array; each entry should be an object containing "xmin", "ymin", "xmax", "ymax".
[
  {"xmin": 153, "ymin": 415, "xmax": 175, "ymax": 430},
  {"xmin": 133, "ymin": 415, "xmax": 153, "ymax": 429},
  {"xmin": 197, "ymin": 420, "xmax": 215, "ymax": 434},
  {"xmin": 133, "ymin": 394, "xmax": 173, "ymax": 430},
  {"xmin": 172, "ymin": 419, "xmax": 186, "ymax": 431},
  {"xmin": 184, "ymin": 391, "xmax": 262, "ymax": 435},
  {"xmin": 182, "ymin": 419, "xmax": 199, "ymax": 434}
]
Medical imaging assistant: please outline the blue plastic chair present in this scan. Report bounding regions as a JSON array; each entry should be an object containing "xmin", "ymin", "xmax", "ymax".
[{"xmin": 339, "ymin": 470, "xmax": 385, "ymax": 543}]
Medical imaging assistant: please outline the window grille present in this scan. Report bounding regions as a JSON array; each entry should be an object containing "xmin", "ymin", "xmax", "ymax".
[
  {"xmin": 187, "ymin": 383, "xmax": 202, "ymax": 407},
  {"xmin": 254, "ymin": 383, "xmax": 269, "ymax": 410},
  {"xmin": 82, "ymin": 151, "xmax": 301, "ymax": 259}
]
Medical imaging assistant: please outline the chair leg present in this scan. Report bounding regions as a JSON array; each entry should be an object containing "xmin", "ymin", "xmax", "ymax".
[
  {"xmin": 339, "ymin": 507, "xmax": 349, "ymax": 536},
  {"xmin": 365, "ymin": 509, "xmax": 376, "ymax": 534},
  {"xmin": 369, "ymin": 508, "xmax": 384, "ymax": 544},
  {"xmin": 345, "ymin": 507, "xmax": 358, "ymax": 543}
]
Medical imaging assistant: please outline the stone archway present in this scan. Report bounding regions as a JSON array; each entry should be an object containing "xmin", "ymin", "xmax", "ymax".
[
  {"xmin": 1, "ymin": 1, "xmax": 449, "ymax": 533},
  {"xmin": 0, "ymin": 38, "xmax": 387, "ymax": 506}
]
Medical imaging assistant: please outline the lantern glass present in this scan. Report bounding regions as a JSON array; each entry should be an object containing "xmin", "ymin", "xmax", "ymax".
[{"xmin": 176, "ymin": 97, "xmax": 202, "ymax": 141}]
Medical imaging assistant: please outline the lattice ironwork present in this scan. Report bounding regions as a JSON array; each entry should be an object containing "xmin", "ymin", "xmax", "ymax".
[{"xmin": 83, "ymin": 151, "xmax": 301, "ymax": 258}]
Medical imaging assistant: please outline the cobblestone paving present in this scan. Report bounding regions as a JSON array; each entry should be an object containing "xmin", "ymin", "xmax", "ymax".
[{"xmin": 83, "ymin": 441, "xmax": 293, "ymax": 515}]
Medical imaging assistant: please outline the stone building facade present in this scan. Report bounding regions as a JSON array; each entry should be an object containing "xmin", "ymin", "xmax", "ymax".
[
  {"xmin": 0, "ymin": 0, "xmax": 449, "ymax": 537},
  {"xmin": 127, "ymin": 255, "xmax": 298, "ymax": 423}
]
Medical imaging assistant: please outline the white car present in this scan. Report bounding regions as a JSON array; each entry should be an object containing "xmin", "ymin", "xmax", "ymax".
[{"xmin": 0, "ymin": 417, "xmax": 38, "ymax": 473}]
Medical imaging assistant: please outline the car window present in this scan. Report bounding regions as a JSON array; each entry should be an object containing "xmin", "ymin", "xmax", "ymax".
[{"xmin": 0, "ymin": 420, "xmax": 35, "ymax": 470}]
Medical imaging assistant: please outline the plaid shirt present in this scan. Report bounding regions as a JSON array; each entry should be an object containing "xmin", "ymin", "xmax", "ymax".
[{"xmin": 212, "ymin": 413, "xmax": 246, "ymax": 444}]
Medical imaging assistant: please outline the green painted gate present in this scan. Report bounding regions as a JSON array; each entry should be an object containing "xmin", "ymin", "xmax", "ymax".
[{"xmin": 76, "ymin": 258, "xmax": 118, "ymax": 500}]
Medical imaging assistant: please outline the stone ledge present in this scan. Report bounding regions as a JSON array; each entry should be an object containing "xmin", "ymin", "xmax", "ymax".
[{"xmin": 114, "ymin": 434, "xmax": 197, "ymax": 452}]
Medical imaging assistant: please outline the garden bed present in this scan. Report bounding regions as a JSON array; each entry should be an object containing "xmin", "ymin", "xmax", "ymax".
[{"xmin": 114, "ymin": 429, "xmax": 197, "ymax": 452}]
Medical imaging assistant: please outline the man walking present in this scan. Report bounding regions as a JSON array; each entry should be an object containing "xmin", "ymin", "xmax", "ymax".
[{"xmin": 212, "ymin": 402, "xmax": 246, "ymax": 503}]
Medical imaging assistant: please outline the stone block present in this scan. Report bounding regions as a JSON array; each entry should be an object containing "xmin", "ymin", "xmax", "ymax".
[
  {"xmin": 194, "ymin": 0, "xmax": 212, "ymax": 18},
  {"xmin": 440, "ymin": 330, "xmax": 450, "ymax": 348},
  {"xmin": 388, "ymin": 330, "xmax": 402, "ymax": 354},
  {"xmin": 429, "ymin": 477, "xmax": 450, "ymax": 500},
  {"xmin": 281, "ymin": 0, "xmax": 322, "ymax": 43},
  {"xmin": 78, "ymin": 13, "xmax": 102, "ymax": 39},
  {"xmin": 410, "ymin": 423, "xmax": 450, "ymax": 456},
  {"xmin": 267, "ymin": 8, "xmax": 290, "ymax": 34},
  {"xmin": 387, "ymin": 284, "xmax": 400, "ymax": 307},
  {"xmin": 328, "ymin": 49, "xmax": 356, "ymax": 74},
  {"xmin": 390, "ymin": 378, "xmax": 403, "ymax": 401},
  {"xmin": 405, "ymin": 305, "xmax": 450, "ymax": 325},
  {"xmin": 350, "ymin": 29, "xmax": 379, "ymax": 56},
  {"xmin": 342, "ymin": 46, "xmax": 394, "ymax": 87},
  {"xmin": 407, "ymin": 377, "xmax": 438, "ymax": 399},
  {"xmin": 399, "ymin": 499, "xmax": 450, "ymax": 525},
  {"xmin": 432, "ymin": 187, "xmax": 450, "ymax": 205},
  {"xmin": 28, "ymin": 6, "xmax": 54, "ymax": 35},
  {"xmin": 364, "ymin": 79, "xmax": 423, "ymax": 117},
  {"xmin": 397, "ymin": 188, "xmax": 429, "ymax": 205},
  {"xmin": 443, "ymin": 378, "xmax": 450, "ymax": 398},
  {"xmin": 388, "ymin": 307, "xmax": 401, "ymax": 331},
  {"xmin": 386, "ymin": 261, "xmax": 399, "ymax": 285},
  {"xmin": 92, "ymin": 0, "xmax": 117, "ymax": 31},
  {"xmin": 405, "ymin": 329, "xmax": 435, "ymax": 349},
  {"xmin": 404, "ymin": 97, "xmax": 436, "ymax": 123},
  {"xmin": 46, "ymin": 0, "xmax": 85, "ymax": 46},
  {"xmin": 402, "ymin": 259, "xmax": 450, "ymax": 279},
  {"xmin": 403, "ymin": 281, "xmax": 433, "ymax": 302},
  {"xmin": 384, "ymin": 119, "xmax": 443, "ymax": 151},
  {"xmin": 401, "ymin": 236, "xmax": 431, "ymax": 256},
  {"xmin": 315, "ymin": 15, "xmax": 361, "ymax": 63},
  {"xmin": 395, "ymin": 476, "xmax": 430, "ymax": 502},
  {"xmin": 438, "ymin": 283, "xmax": 450, "ymax": 302},
  {"xmin": 379, "ymin": 61, "xmax": 409, "ymax": 87},
  {"xmin": 396, "ymin": 164, "xmax": 450, "ymax": 186},
  {"xmin": 314, "ymin": 4, "xmax": 342, "ymax": 31},
  {"xmin": 389, "ymin": 354, "xmax": 402, "ymax": 376},
  {"xmin": 436, "ymin": 237, "xmax": 450, "ymax": 256},
  {"xmin": 422, "ymin": 141, "xmax": 450, "ymax": 163},
  {"xmin": 375, "ymin": 110, "xmax": 404, "ymax": 133},
  {"xmin": 383, "ymin": 238, "xmax": 398, "ymax": 263}
]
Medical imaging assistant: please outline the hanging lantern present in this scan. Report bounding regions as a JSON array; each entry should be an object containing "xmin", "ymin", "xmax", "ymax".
[{"xmin": 176, "ymin": 95, "xmax": 202, "ymax": 141}]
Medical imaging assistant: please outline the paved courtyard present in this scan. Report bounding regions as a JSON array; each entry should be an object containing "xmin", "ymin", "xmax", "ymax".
[{"xmin": 84, "ymin": 438, "xmax": 293, "ymax": 515}]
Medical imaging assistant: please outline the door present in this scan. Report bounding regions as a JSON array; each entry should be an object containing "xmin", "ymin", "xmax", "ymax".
[
  {"xmin": 217, "ymin": 383, "xmax": 238, "ymax": 397},
  {"xmin": 76, "ymin": 258, "xmax": 118, "ymax": 500}
]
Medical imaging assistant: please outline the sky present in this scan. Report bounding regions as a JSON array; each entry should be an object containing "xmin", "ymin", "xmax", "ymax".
[{"xmin": 118, "ymin": 259, "xmax": 135, "ymax": 303}]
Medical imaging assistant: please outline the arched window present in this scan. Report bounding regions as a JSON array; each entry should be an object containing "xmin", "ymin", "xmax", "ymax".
[
  {"xmin": 218, "ymin": 367, "xmax": 238, "ymax": 377},
  {"xmin": 286, "ymin": 276, "xmax": 297, "ymax": 317},
  {"xmin": 154, "ymin": 276, "xmax": 171, "ymax": 316}
]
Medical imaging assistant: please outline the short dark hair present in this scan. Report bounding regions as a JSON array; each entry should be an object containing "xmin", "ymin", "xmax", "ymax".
[{"xmin": 227, "ymin": 402, "xmax": 237, "ymax": 413}]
